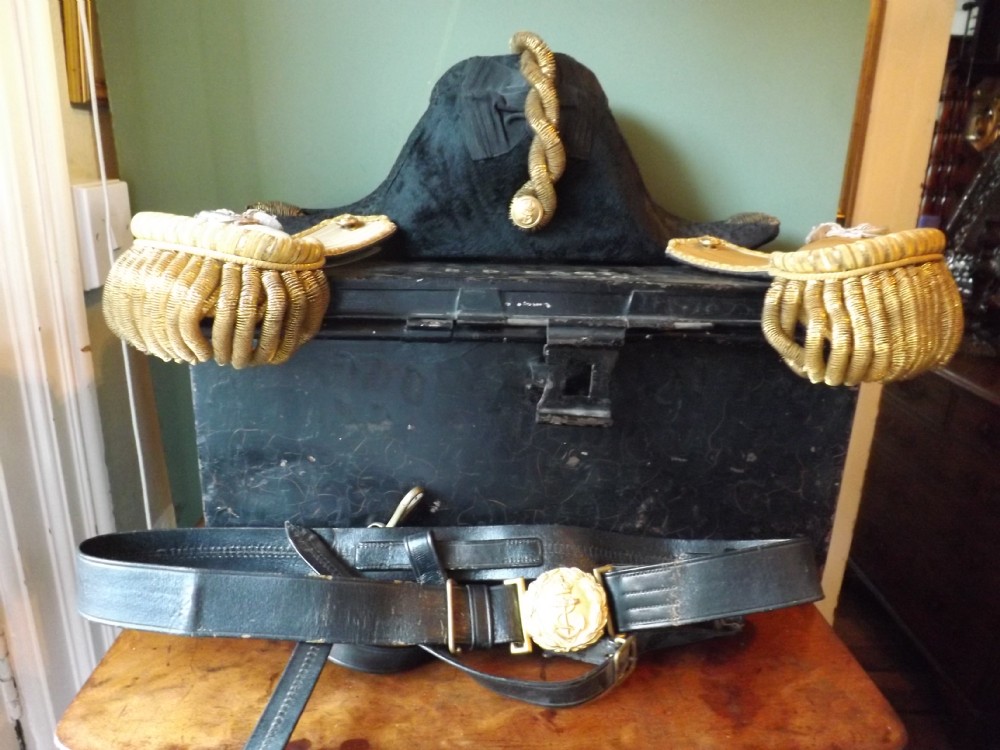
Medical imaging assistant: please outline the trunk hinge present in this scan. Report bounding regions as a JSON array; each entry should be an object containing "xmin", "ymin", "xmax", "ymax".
[{"xmin": 531, "ymin": 325, "xmax": 625, "ymax": 426}]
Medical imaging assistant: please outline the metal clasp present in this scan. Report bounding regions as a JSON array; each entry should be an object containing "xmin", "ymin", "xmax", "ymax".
[
  {"xmin": 612, "ymin": 635, "xmax": 639, "ymax": 685},
  {"xmin": 592, "ymin": 565, "xmax": 624, "ymax": 640},
  {"xmin": 368, "ymin": 486, "xmax": 424, "ymax": 528},
  {"xmin": 445, "ymin": 578, "xmax": 461, "ymax": 655},
  {"xmin": 590, "ymin": 566, "xmax": 637, "ymax": 686},
  {"xmin": 504, "ymin": 577, "xmax": 534, "ymax": 654},
  {"xmin": 532, "ymin": 325, "xmax": 624, "ymax": 427}
]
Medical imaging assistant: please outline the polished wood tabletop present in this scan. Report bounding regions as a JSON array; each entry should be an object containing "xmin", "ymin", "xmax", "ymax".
[{"xmin": 57, "ymin": 604, "xmax": 905, "ymax": 749}]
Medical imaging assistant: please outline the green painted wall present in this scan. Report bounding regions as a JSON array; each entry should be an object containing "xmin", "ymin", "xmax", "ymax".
[{"xmin": 96, "ymin": 0, "xmax": 870, "ymax": 525}]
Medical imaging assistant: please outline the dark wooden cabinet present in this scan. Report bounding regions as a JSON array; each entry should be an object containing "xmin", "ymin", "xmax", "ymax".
[{"xmin": 851, "ymin": 354, "xmax": 1000, "ymax": 737}]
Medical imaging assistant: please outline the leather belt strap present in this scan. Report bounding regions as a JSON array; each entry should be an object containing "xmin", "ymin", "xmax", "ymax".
[
  {"xmin": 77, "ymin": 524, "xmax": 821, "ymax": 648},
  {"xmin": 76, "ymin": 523, "xmax": 821, "ymax": 750}
]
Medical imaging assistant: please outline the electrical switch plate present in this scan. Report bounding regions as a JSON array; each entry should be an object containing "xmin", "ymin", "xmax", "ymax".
[{"xmin": 72, "ymin": 179, "xmax": 132, "ymax": 292}]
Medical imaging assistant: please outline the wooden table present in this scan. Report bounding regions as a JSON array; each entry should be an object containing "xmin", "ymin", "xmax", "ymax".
[{"xmin": 57, "ymin": 604, "xmax": 905, "ymax": 749}]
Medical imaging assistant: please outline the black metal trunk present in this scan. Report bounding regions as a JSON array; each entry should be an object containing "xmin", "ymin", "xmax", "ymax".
[{"xmin": 191, "ymin": 262, "xmax": 856, "ymax": 555}]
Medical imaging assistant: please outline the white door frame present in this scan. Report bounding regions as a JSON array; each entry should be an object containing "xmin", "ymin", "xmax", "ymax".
[
  {"xmin": 0, "ymin": 0, "xmax": 117, "ymax": 747},
  {"xmin": 818, "ymin": 0, "xmax": 955, "ymax": 620}
]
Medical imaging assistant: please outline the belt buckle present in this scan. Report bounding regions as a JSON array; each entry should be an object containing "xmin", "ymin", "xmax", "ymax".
[
  {"xmin": 505, "ymin": 567, "xmax": 610, "ymax": 654},
  {"xmin": 612, "ymin": 634, "xmax": 639, "ymax": 685}
]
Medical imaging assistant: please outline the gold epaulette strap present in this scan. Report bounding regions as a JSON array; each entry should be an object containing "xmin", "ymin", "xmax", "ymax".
[{"xmin": 667, "ymin": 228, "xmax": 964, "ymax": 386}]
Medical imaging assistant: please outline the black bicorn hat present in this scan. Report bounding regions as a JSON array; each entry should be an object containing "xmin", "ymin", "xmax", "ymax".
[{"xmin": 277, "ymin": 33, "xmax": 779, "ymax": 264}]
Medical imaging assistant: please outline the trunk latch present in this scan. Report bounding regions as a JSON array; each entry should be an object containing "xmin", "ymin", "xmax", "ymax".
[{"xmin": 532, "ymin": 325, "xmax": 624, "ymax": 426}]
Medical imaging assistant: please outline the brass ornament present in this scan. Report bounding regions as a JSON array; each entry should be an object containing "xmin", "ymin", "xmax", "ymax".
[
  {"xmin": 509, "ymin": 194, "xmax": 545, "ymax": 229},
  {"xmin": 521, "ymin": 567, "xmax": 608, "ymax": 653}
]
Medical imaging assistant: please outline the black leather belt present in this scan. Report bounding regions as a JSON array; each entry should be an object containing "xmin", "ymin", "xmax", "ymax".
[{"xmin": 76, "ymin": 523, "xmax": 822, "ymax": 750}]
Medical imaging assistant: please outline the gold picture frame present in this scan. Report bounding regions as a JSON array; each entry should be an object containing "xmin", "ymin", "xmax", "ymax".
[{"xmin": 62, "ymin": 0, "xmax": 107, "ymax": 105}]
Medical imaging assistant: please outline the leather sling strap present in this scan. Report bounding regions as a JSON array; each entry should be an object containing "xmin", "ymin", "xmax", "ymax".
[
  {"xmin": 244, "ymin": 641, "xmax": 331, "ymax": 750},
  {"xmin": 76, "ymin": 524, "xmax": 822, "ymax": 749}
]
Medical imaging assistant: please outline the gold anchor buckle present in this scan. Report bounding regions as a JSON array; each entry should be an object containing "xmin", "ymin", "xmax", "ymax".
[{"xmin": 505, "ymin": 567, "xmax": 610, "ymax": 654}]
